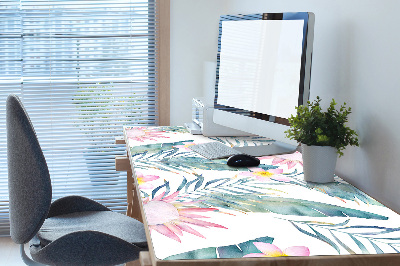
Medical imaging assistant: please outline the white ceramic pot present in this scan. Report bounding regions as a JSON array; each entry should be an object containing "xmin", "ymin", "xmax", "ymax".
[{"xmin": 301, "ymin": 144, "xmax": 338, "ymax": 183}]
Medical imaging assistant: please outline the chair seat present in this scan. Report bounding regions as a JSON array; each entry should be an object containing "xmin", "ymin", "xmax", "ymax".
[{"xmin": 37, "ymin": 211, "xmax": 147, "ymax": 248}]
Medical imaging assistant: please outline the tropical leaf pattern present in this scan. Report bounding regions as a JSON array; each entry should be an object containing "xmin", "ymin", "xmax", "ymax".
[
  {"xmin": 304, "ymin": 181, "xmax": 384, "ymax": 206},
  {"xmin": 195, "ymin": 193, "xmax": 387, "ymax": 220},
  {"xmin": 289, "ymin": 219, "xmax": 400, "ymax": 254},
  {"xmin": 124, "ymin": 126, "xmax": 400, "ymax": 260},
  {"xmin": 165, "ymin": 236, "xmax": 274, "ymax": 260}
]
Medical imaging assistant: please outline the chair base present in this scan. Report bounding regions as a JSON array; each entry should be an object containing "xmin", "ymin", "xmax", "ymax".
[{"xmin": 20, "ymin": 244, "xmax": 45, "ymax": 266}]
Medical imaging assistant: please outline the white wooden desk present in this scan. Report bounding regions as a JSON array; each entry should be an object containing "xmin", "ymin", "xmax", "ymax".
[{"xmin": 117, "ymin": 126, "xmax": 400, "ymax": 266}]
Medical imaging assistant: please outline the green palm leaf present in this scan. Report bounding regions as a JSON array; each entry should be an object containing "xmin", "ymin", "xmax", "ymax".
[
  {"xmin": 130, "ymin": 140, "xmax": 192, "ymax": 156},
  {"xmin": 305, "ymin": 182, "xmax": 383, "ymax": 206},
  {"xmin": 164, "ymin": 236, "xmax": 274, "ymax": 260},
  {"xmin": 290, "ymin": 221, "xmax": 340, "ymax": 253},
  {"xmin": 290, "ymin": 220, "xmax": 400, "ymax": 254},
  {"xmin": 196, "ymin": 192, "xmax": 388, "ymax": 220}
]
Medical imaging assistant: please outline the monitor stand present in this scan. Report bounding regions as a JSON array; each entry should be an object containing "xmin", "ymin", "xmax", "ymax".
[{"xmin": 232, "ymin": 141, "xmax": 298, "ymax": 157}]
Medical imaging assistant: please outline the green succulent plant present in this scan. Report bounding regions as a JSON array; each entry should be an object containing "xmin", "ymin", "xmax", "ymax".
[{"xmin": 285, "ymin": 96, "xmax": 359, "ymax": 157}]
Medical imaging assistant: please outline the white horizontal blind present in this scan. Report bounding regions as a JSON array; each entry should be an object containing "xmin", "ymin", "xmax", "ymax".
[
  {"xmin": 0, "ymin": 0, "xmax": 22, "ymax": 236},
  {"xmin": 0, "ymin": 0, "xmax": 159, "ymax": 236}
]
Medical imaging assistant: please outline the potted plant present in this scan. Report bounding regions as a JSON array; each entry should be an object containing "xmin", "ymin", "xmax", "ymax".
[{"xmin": 285, "ymin": 96, "xmax": 359, "ymax": 183}]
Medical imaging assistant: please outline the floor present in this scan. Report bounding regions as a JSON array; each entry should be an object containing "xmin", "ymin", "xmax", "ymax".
[
  {"xmin": 0, "ymin": 237, "xmax": 141, "ymax": 266},
  {"xmin": 0, "ymin": 237, "xmax": 25, "ymax": 266}
]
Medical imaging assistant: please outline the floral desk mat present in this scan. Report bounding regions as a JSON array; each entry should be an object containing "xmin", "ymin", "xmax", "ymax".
[{"xmin": 124, "ymin": 126, "xmax": 400, "ymax": 260}]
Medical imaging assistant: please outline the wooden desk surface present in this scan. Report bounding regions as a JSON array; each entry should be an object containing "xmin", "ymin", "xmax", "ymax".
[{"xmin": 122, "ymin": 126, "xmax": 400, "ymax": 265}]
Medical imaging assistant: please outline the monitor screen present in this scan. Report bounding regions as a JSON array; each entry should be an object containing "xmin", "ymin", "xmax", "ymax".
[
  {"xmin": 213, "ymin": 13, "xmax": 314, "ymax": 156},
  {"xmin": 218, "ymin": 19, "xmax": 304, "ymax": 118}
]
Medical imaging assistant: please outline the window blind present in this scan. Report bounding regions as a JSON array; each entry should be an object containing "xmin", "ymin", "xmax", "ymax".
[{"xmin": 0, "ymin": 0, "xmax": 160, "ymax": 236}]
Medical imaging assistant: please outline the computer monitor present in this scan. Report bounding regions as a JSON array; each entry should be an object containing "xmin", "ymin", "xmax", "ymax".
[{"xmin": 213, "ymin": 12, "xmax": 315, "ymax": 156}]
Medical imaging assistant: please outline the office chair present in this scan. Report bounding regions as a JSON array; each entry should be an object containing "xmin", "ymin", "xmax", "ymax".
[{"xmin": 6, "ymin": 94, "xmax": 148, "ymax": 265}]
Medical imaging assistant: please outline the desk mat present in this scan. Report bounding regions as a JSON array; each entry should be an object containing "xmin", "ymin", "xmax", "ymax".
[{"xmin": 124, "ymin": 126, "xmax": 400, "ymax": 260}]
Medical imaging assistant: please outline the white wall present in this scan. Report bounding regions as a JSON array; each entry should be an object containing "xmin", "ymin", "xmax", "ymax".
[
  {"xmin": 170, "ymin": 0, "xmax": 228, "ymax": 125},
  {"xmin": 170, "ymin": 0, "xmax": 400, "ymax": 212}
]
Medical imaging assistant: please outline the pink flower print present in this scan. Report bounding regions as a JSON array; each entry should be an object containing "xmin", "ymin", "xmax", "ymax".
[
  {"xmin": 174, "ymin": 142, "xmax": 197, "ymax": 151},
  {"xmin": 244, "ymin": 242, "xmax": 310, "ymax": 257},
  {"xmin": 260, "ymin": 151, "xmax": 303, "ymax": 169},
  {"xmin": 143, "ymin": 191, "xmax": 227, "ymax": 242},
  {"xmin": 136, "ymin": 172, "xmax": 160, "ymax": 190},
  {"xmin": 126, "ymin": 127, "xmax": 168, "ymax": 142},
  {"xmin": 241, "ymin": 167, "xmax": 290, "ymax": 182}
]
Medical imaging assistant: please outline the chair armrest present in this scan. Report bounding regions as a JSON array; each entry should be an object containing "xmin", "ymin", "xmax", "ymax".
[{"xmin": 47, "ymin": 195, "xmax": 110, "ymax": 218}]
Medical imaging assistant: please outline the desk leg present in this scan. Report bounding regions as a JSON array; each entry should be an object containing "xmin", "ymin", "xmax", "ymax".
[
  {"xmin": 127, "ymin": 170, "xmax": 143, "ymax": 223},
  {"xmin": 124, "ymin": 252, "xmax": 151, "ymax": 266},
  {"xmin": 127, "ymin": 169, "xmax": 133, "ymax": 217},
  {"xmin": 139, "ymin": 252, "xmax": 152, "ymax": 266},
  {"xmin": 124, "ymin": 259, "xmax": 140, "ymax": 266}
]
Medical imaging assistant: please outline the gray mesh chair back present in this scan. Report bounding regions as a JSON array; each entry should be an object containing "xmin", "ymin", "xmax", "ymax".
[{"xmin": 7, "ymin": 94, "xmax": 52, "ymax": 244}]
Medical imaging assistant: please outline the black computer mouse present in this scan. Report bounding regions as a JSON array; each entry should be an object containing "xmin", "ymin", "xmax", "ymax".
[{"xmin": 227, "ymin": 154, "xmax": 260, "ymax": 167}]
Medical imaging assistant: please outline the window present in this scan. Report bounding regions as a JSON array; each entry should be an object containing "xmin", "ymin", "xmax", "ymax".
[{"xmin": 0, "ymin": 0, "xmax": 169, "ymax": 236}]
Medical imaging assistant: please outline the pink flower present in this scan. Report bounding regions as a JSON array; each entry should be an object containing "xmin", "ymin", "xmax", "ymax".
[
  {"xmin": 244, "ymin": 242, "xmax": 310, "ymax": 257},
  {"xmin": 126, "ymin": 127, "xmax": 169, "ymax": 142},
  {"xmin": 240, "ymin": 167, "xmax": 290, "ymax": 182},
  {"xmin": 260, "ymin": 151, "xmax": 303, "ymax": 169},
  {"xmin": 143, "ymin": 192, "xmax": 227, "ymax": 242},
  {"xmin": 136, "ymin": 171, "xmax": 160, "ymax": 190}
]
